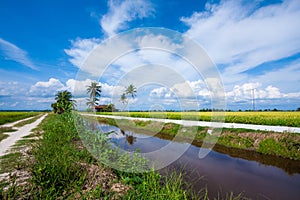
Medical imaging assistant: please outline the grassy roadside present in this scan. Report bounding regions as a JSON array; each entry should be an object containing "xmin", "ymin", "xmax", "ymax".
[
  {"xmin": 97, "ymin": 117, "xmax": 300, "ymax": 160},
  {"xmin": 0, "ymin": 127, "xmax": 17, "ymax": 142},
  {"xmin": 95, "ymin": 111, "xmax": 300, "ymax": 127},
  {"xmin": 0, "ymin": 114, "xmax": 43, "ymax": 142},
  {"xmin": 2, "ymin": 113, "xmax": 244, "ymax": 199},
  {"xmin": 0, "ymin": 112, "xmax": 40, "ymax": 125},
  {"xmin": 0, "ymin": 131, "xmax": 40, "ymax": 199},
  {"xmin": 14, "ymin": 114, "xmax": 44, "ymax": 127}
]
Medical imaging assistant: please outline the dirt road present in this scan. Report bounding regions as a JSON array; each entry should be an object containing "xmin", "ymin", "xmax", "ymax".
[{"xmin": 0, "ymin": 114, "xmax": 47, "ymax": 156}]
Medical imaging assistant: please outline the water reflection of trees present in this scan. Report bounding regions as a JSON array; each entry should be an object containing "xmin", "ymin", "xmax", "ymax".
[
  {"xmin": 83, "ymin": 118, "xmax": 100, "ymax": 131},
  {"xmin": 120, "ymin": 129, "xmax": 136, "ymax": 145}
]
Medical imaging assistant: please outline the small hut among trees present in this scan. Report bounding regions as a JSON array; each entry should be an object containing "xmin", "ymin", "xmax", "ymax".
[{"xmin": 94, "ymin": 103, "xmax": 117, "ymax": 112}]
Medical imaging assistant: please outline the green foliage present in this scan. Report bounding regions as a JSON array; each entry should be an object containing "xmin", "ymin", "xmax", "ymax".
[{"xmin": 51, "ymin": 90, "xmax": 75, "ymax": 114}]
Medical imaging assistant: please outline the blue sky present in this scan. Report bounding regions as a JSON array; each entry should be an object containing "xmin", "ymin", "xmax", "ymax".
[{"xmin": 0, "ymin": 0, "xmax": 300, "ymax": 111}]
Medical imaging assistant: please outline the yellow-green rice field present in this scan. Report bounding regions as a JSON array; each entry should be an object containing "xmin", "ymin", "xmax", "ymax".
[{"xmin": 96, "ymin": 111, "xmax": 300, "ymax": 127}]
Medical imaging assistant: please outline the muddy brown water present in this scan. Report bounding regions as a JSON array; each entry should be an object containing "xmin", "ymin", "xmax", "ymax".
[{"xmin": 97, "ymin": 123, "xmax": 300, "ymax": 200}]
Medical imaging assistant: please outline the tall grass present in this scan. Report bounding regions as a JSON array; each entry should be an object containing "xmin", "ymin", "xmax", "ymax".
[
  {"xmin": 30, "ymin": 113, "xmax": 90, "ymax": 198},
  {"xmin": 124, "ymin": 170, "xmax": 199, "ymax": 199}
]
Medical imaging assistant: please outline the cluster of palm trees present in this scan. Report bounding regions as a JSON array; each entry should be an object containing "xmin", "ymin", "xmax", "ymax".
[
  {"xmin": 51, "ymin": 82, "xmax": 137, "ymax": 113},
  {"xmin": 85, "ymin": 82, "xmax": 137, "ymax": 111},
  {"xmin": 51, "ymin": 90, "xmax": 76, "ymax": 114}
]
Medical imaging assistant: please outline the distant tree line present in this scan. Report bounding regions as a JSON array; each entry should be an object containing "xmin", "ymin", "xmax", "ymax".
[{"xmin": 49, "ymin": 86, "xmax": 300, "ymax": 113}]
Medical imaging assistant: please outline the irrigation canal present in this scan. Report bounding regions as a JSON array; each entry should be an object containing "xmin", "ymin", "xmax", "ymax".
[{"xmin": 93, "ymin": 122, "xmax": 300, "ymax": 200}]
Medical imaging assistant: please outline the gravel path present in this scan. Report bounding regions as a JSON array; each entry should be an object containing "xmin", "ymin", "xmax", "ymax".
[
  {"xmin": 82, "ymin": 113, "xmax": 300, "ymax": 133},
  {"xmin": 0, "ymin": 114, "xmax": 47, "ymax": 156}
]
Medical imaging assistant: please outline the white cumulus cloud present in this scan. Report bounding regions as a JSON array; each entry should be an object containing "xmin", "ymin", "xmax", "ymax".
[
  {"xmin": 181, "ymin": 0, "xmax": 300, "ymax": 77},
  {"xmin": 100, "ymin": 0, "xmax": 154, "ymax": 36},
  {"xmin": 150, "ymin": 80, "xmax": 211, "ymax": 99},
  {"xmin": 64, "ymin": 38, "xmax": 101, "ymax": 68},
  {"xmin": 226, "ymin": 82, "xmax": 300, "ymax": 102},
  {"xmin": 29, "ymin": 78, "xmax": 65, "ymax": 97}
]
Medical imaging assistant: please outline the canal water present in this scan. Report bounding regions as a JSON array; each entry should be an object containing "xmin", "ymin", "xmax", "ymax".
[{"xmin": 97, "ymin": 123, "xmax": 300, "ymax": 199}]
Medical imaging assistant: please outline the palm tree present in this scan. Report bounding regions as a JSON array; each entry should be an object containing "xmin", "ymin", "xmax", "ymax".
[
  {"xmin": 86, "ymin": 81, "xmax": 101, "ymax": 112},
  {"xmin": 120, "ymin": 93, "xmax": 128, "ymax": 111},
  {"xmin": 120, "ymin": 93, "xmax": 127, "ymax": 106},
  {"xmin": 52, "ymin": 90, "xmax": 75, "ymax": 114},
  {"xmin": 51, "ymin": 102, "xmax": 58, "ymax": 113},
  {"xmin": 120, "ymin": 84, "xmax": 137, "ymax": 111},
  {"xmin": 86, "ymin": 100, "xmax": 96, "ymax": 112},
  {"xmin": 125, "ymin": 84, "xmax": 137, "ymax": 98}
]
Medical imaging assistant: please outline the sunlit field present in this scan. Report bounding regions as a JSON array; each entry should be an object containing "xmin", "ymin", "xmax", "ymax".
[
  {"xmin": 0, "ymin": 112, "xmax": 40, "ymax": 125},
  {"xmin": 96, "ymin": 111, "xmax": 300, "ymax": 127}
]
